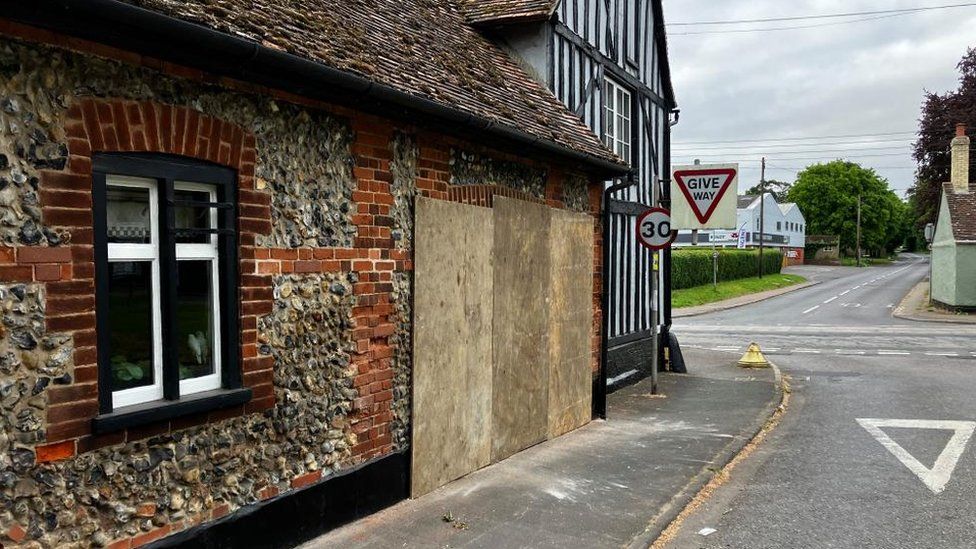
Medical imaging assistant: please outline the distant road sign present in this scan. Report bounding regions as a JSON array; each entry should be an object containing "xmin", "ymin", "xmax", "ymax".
[
  {"xmin": 636, "ymin": 207, "xmax": 676, "ymax": 251},
  {"xmin": 671, "ymin": 164, "xmax": 738, "ymax": 229}
]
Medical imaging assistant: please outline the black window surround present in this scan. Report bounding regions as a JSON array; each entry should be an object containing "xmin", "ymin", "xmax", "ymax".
[{"xmin": 91, "ymin": 153, "xmax": 249, "ymax": 433}]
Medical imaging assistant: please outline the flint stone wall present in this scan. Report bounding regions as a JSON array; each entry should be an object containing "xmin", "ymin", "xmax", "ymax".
[
  {"xmin": 450, "ymin": 148, "xmax": 546, "ymax": 199},
  {"xmin": 0, "ymin": 273, "xmax": 356, "ymax": 547},
  {"xmin": 0, "ymin": 35, "xmax": 380, "ymax": 548},
  {"xmin": 0, "ymin": 38, "xmax": 357, "ymax": 250}
]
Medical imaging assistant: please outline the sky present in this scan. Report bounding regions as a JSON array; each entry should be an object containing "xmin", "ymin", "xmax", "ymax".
[{"xmin": 662, "ymin": 1, "xmax": 976, "ymax": 198}]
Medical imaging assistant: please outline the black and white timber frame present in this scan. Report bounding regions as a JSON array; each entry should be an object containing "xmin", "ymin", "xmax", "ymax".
[{"xmin": 489, "ymin": 0, "xmax": 677, "ymax": 392}]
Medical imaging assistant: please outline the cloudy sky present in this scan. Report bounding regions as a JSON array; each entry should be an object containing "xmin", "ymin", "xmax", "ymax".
[{"xmin": 662, "ymin": 1, "xmax": 976, "ymax": 197}]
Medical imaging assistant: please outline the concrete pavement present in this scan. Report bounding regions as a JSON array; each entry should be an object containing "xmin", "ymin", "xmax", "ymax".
[
  {"xmin": 894, "ymin": 278, "xmax": 976, "ymax": 324},
  {"xmin": 301, "ymin": 349, "xmax": 781, "ymax": 549},
  {"xmin": 663, "ymin": 254, "xmax": 976, "ymax": 548}
]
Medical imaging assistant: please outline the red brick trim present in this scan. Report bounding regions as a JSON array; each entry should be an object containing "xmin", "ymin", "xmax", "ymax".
[
  {"xmin": 30, "ymin": 97, "xmax": 270, "ymax": 453},
  {"xmin": 448, "ymin": 183, "xmax": 546, "ymax": 208}
]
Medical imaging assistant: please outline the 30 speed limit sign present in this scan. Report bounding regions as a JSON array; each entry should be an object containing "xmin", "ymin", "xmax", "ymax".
[{"xmin": 636, "ymin": 207, "xmax": 676, "ymax": 251}]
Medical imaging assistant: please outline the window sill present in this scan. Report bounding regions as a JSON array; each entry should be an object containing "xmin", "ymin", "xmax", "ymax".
[{"xmin": 92, "ymin": 387, "xmax": 252, "ymax": 434}]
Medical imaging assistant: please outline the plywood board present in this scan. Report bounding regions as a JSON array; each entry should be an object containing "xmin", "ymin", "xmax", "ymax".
[
  {"xmin": 548, "ymin": 209, "xmax": 595, "ymax": 438},
  {"xmin": 491, "ymin": 196, "xmax": 551, "ymax": 463},
  {"xmin": 411, "ymin": 197, "xmax": 494, "ymax": 498}
]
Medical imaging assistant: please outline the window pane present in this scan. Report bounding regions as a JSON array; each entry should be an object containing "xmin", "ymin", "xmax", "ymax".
[
  {"xmin": 107, "ymin": 186, "xmax": 151, "ymax": 244},
  {"xmin": 108, "ymin": 261, "xmax": 155, "ymax": 391},
  {"xmin": 174, "ymin": 189, "xmax": 214, "ymax": 244},
  {"xmin": 177, "ymin": 260, "xmax": 217, "ymax": 381}
]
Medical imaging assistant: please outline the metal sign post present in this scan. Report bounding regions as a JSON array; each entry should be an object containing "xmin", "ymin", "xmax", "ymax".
[{"xmin": 635, "ymin": 206, "xmax": 676, "ymax": 395}]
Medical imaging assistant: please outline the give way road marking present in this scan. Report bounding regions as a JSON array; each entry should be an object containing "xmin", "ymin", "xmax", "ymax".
[{"xmin": 857, "ymin": 418, "xmax": 976, "ymax": 494}]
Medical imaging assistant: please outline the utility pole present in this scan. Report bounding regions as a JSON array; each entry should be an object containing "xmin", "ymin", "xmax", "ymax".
[
  {"xmin": 856, "ymin": 194, "xmax": 862, "ymax": 267},
  {"xmin": 758, "ymin": 156, "xmax": 765, "ymax": 278}
]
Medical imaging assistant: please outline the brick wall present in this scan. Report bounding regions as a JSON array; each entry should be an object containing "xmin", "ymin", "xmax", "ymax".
[{"xmin": 0, "ymin": 21, "xmax": 607, "ymax": 548}]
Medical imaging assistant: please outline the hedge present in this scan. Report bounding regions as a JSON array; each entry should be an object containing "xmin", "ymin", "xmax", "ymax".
[{"xmin": 672, "ymin": 248, "xmax": 783, "ymax": 290}]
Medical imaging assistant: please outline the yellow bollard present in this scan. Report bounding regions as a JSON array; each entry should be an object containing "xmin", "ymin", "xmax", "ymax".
[{"xmin": 738, "ymin": 342, "xmax": 770, "ymax": 368}]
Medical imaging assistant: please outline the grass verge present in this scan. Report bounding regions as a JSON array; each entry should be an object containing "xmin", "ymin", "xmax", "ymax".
[
  {"xmin": 839, "ymin": 257, "xmax": 893, "ymax": 267},
  {"xmin": 672, "ymin": 274, "xmax": 806, "ymax": 309}
]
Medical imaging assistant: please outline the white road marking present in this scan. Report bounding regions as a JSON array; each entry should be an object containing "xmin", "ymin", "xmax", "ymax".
[
  {"xmin": 793, "ymin": 348, "xmax": 821, "ymax": 354},
  {"xmin": 878, "ymin": 350, "xmax": 911, "ymax": 356},
  {"xmin": 764, "ymin": 348, "xmax": 780, "ymax": 352},
  {"xmin": 857, "ymin": 418, "xmax": 976, "ymax": 494},
  {"xmin": 836, "ymin": 350, "xmax": 866, "ymax": 355},
  {"xmin": 607, "ymin": 369, "xmax": 639, "ymax": 385},
  {"xmin": 802, "ymin": 305, "xmax": 820, "ymax": 314},
  {"xmin": 926, "ymin": 352, "xmax": 959, "ymax": 357},
  {"xmin": 823, "ymin": 296, "xmax": 838, "ymax": 304},
  {"xmin": 840, "ymin": 290, "xmax": 851, "ymax": 296}
]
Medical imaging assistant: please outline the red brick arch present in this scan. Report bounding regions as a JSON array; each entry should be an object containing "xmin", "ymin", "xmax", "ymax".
[{"xmin": 33, "ymin": 97, "xmax": 273, "ymax": 455}]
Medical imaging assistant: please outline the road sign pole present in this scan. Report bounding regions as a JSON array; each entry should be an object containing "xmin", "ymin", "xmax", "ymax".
[
  {"xmin": 856, "ymin": 194, "xmax": 862, "ymax": 267},
  {"xmin": 759, "ymin": 156, "xmax": 765, "ymax": 279},
  {"xmin": 712, "ymin": 244, "xmax": 718, "ymax": 289}
]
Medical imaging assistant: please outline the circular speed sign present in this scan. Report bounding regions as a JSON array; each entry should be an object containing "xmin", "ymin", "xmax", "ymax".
[{"xmin": 636, "ymin": 207, "xmax": 676, "ymax": 251}]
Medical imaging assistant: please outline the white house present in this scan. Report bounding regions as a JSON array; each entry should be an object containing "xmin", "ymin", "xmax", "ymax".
[{"xmin": 675, "ymin": 194, "xmax": 807, "ymax": 264}]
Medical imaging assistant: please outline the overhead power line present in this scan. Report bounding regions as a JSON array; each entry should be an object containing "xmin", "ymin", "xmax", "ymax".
[
  {"xmin": 672, "ymin": 138, "xmax": 913, "ymax": 152},
  {"xmin": 675, "ymin": 146, "xmax": 919, "ymax": 159},
  {"xmin": 671, "ymin": 131, "xmax": 917, "ymax": 146},
  {"xmin": 666, "ymin": 3, "xmax": 976, "ymax": 26},
  {"xmin": 669, "ymin": 12, "xmax": 913, "ymax": 36},
  {"xmin": 672, "ymin": 152, "xmax": 922, "ymax": 162}
]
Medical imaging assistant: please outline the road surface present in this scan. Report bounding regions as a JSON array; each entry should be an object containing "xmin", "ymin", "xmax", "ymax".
[{"xmin": 665, "ymin": 254, "xmax": 976, "ymax": 548}]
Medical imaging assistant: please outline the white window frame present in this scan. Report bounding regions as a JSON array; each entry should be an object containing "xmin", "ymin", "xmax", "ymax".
[
  {"xmin": 604, "ymin": 77, "xmax": 633, "ymax": 165},
  {"xmin": 106, "ymin": 175, "xmax": 165, "ymax": 409},
  {"xmin": 175, "ymin": 181, "xmax": 223, "ymax": 396},
  {"xmin": 106, "ymin": 177, "xmax": 224, "ymax": 408}
]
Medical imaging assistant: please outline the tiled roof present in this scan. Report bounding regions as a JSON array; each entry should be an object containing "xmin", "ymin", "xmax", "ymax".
[
  {"xmin": 943, "ymin": 183, "xmax": 976, "ymax": 241},
  {"xmin": 117, "ymin": 0, "xmax": 622, "ymax": 167},
  {"xmin": 459, "ymin": 0, "xmax": 559, "ymax": 25}
]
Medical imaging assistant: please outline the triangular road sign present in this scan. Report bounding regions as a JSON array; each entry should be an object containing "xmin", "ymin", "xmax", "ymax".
[
  {"xmin": 673, "ymin": 168, "xmax": 737, "ymax": 224},
  {"xmin": 857, "ymin": 418, "xmax": 976, "ymax": 494}
]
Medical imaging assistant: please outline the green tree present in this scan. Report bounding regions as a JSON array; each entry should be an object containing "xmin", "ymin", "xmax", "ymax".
[
  {"xmin": 907, "ymin": 48, "xmax": 976, "ymax": 231},
  {"xmin": 743, "ymin": 179, "xmax": 791, "ymax": 200},
  {"xmin": 787, "ymin": 161, "xmax": 907, "ymax": 256}
]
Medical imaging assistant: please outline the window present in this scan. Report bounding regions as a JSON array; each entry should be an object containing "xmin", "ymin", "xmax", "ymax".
[
  {"xmin": 776, "ymin": 221, "xmax": 782, "ymax": 231},
  {"xmin": 604, "ymin": 78, "xmax": 632, "ymax": 164},
  {"xmin": 93, "ymin": 154, "xmax": 247, "ymax": 429}
]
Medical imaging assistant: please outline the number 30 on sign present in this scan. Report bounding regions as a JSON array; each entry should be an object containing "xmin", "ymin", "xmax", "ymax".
[{"xmin": 636, "ymin": 207, "xmax": 676, "ymax": 251}]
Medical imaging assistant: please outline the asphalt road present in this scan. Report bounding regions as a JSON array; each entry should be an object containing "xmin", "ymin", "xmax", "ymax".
[{"xmin": 665, "ymin": 254, "xmax": 976, "ymax": 548}]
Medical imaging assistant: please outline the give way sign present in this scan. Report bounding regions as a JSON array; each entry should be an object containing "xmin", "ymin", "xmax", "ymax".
[
  {"xmin": 636, "ymin": 207, "xmax": 676, "ymax": 251},
  {"xmin": 671, "ymin": 163, "xmax": 738, "ymax": 230}
]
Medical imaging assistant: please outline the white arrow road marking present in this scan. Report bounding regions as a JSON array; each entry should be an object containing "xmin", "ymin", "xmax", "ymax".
[{"xmin": 857, "ymin": 418, "xmax": 976, "ymax": 494}]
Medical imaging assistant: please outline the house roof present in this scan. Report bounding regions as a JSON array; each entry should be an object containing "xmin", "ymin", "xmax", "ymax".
[
  {"xmin": 460, "ymin": 0, "xmax": 559, "ymax": 25},
  {"xmin": 738, "ymin": 195, "xmax": 759, "ymax": 209},
  {"xmin": 460, "ymin": 0, "xmax": 676, "ymax": 108},
  {"xmin": 106, "ymin": 0, "xmax": 624, "ymax": 168},
  {"xmin": 942, "ymin": 183, "xmax": 976, "ymax": 240}
]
